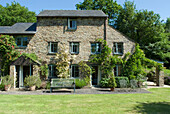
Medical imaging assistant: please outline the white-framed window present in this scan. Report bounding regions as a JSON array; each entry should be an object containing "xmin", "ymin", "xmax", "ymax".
[
  {"xmin": 114, "ymin": 65, "xmax": 122, "ymax": 76},
  {"xmin": 113, "ymin": 42, "xmax": 123, "ymax": 55},
  {"xmin": 48, "ymin": 65, "xmax": 57, "ymax": 77},
  {"xmin": 70, "ymin": 42, "xmax": 79, "ymax": 54},
  {"xmin": 91, "ymin": 43, "xmax": 101, "ymax": 54},
  {"xmin": 48, "ymin": 42, "xmax": 58, "ymax": 53},
  {"xmin": 71, "ymin": 65, "xmax": 79, "ymax": 78},
  {"xmin": 68, "ymin": 18, "xmax": 77, "ymax": 30},
  {"xmin": 15, "ymin": 37, "xmax": 28, "ymax": 47}
]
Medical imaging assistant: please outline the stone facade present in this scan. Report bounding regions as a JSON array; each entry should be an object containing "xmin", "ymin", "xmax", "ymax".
[{"xmin": 14, "ymin": 17, "xmax": 135, "ymax": 65}]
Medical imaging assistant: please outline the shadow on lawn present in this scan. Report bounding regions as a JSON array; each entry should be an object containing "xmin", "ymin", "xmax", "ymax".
[{"xmin": 132, "ymin": 102, "xmax": 170, "ymax": 113}]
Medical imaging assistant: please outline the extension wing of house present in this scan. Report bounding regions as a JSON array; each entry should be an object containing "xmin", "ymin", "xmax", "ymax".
[{"xmin": 0, "ymin": 10, "xmax": 135, "ymax": 88}]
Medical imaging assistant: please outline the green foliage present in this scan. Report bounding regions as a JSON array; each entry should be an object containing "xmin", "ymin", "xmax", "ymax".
[
  {"xmin": 90, "ymin": 39, "xmax": 122, "ymax": 78},
  {"xmin": 78, "ymin": 61, "xmax": 91, "ymax": 85},
  {"xmin": 45, "ymin": 81, "xmax": 51, "ymax": 89},
  {"xmin": 56, "ymin": 45, "xmax": 70, "ymax": 78},
  {"xmin": 115, "ymin": 77, "xmax": 129, "ymax": 88},
  {"xmin": 0, "ymin": 83, "xmax": 5, "ymax": 91},
  {"xmin": 123, "ymin": 44, "xmax": 163, "ymax": 79},
  {"xmin": 0, "ymin": 35, "xmax": 19, "ymax": 75},
  {"xmin": 100, "ymin": 78, "xmax": 110, "ymax": 88},
  {"xmin": 1, "ymin": 75, "xmax": 14, "ymax": 86},
  {"xmin": 165, "ymin": 18, "xmax": 170, "ymax": 33},
  {"xmin": 24, "ymin": 75, "xmax": 41, "ymax": 88},
  {"xmin": 100, "ymin": 74, "xmax": 117, "ymax": 88},
  {"xmin": 40, "ymin": 64, "xmax": 48, "ymax": 79},
  {"xmin": 0, "ymin": 1, "xmax": 36, "ymax": 26},
  {"xmin": 75, "ymin": 79, "xmax": 87, "ymax": 88},
  {"xmin": 76, "ymin": 0, "xmax": 122, "ymax": 25}
]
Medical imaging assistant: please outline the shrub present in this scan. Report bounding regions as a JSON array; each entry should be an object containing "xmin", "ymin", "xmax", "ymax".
[
  {"xmin": 0, "ymin": 83, "xmax": 5, "ymax": 91},
  {"xmin": 2, "ymin": 75, "xmax": 14, "ymax": 86},
  {"xmin": 75, "ymin": 79, "xmax": 86, "ymax": 88},
  {"xmin": 45, "ymin": 81, "xmax": 51, "ymax": 89},
  {"xmin": 100, "ymin": 78, "xmax": 110, "ymax": 88},
  {"xmin": 24, "ymin": 75, "xmax": 41, "ymax": 88},
  {"xmin": 115, "ymin": 77, "xmax": 129, "ymax": 88},
  {"xmin": 100, "ymin": 74, "xmax": 117, "ymax": 88},
  {"xmin": 164, "ymin": 76, "xmax": 170, "ymax": 85}
]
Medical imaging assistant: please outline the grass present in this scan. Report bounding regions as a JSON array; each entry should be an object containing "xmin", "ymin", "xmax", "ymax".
[{"xmin": 0, "ymin": 88, "xmax": 169, "ymax": 114}]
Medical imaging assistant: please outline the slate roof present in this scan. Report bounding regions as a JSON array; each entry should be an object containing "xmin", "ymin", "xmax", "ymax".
[
  {"xmin": 37, "ymin": 10, "xmax": 108, "ymax": 17},
  {"xmin": 0, "ymin": 23, "xmax": 36, "ymax": 34}
]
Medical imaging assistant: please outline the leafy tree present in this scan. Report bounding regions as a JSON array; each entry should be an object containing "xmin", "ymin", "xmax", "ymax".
[
  {"xmin": 76, "ymin": 0, "xmax": 122, "ymax": 25},
  {"xmin": 0, "ymin": 1, "xmax": 36, "ymax": 26},
  {"xmin": 165, "ymin": 18, "xmax": 170, "ymax": 33}
]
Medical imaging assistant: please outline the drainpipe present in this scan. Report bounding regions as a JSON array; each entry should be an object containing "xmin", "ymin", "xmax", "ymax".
[{"xmin": 104, "ymin": 18, "xmax": 107, "ymax": 41}]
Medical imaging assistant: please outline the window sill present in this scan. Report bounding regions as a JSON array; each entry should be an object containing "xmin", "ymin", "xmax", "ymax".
[
  {"xmin": 113, "ymin": 53, "xmax": 123, "ymax": 56},
  {"xmin": 70, "ymin": 53, "xmax": 79, "ymax": 55},
  {"xmin": 15, "ymin": 46, "xmax": 27, "ymax": 49},
  {"xmin": 67, "ymin": 28, "xmax": 77, "ymax": 31},
  {"xmin": 47, "ymin": 53, "xmax": 57, "ymax": 55}
]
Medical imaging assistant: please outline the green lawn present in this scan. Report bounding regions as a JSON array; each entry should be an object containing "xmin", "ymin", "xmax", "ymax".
[{"xmin": 0, "ymin": 88, "xmax": 170, "ymax": 114}]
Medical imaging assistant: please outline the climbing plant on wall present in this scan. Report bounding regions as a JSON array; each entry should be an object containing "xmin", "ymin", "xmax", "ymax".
[{"xmin": 0, "ymin": 35, "xmax": 19, "ymax": 76}]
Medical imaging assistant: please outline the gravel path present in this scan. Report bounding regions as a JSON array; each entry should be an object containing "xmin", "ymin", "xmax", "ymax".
[{"xmin": 0, "ymin": 88, "xmax": 151, "ymax": 95}]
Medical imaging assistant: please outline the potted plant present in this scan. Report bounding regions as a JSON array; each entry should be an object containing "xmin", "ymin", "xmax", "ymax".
[
  {"xmin": 108, "ymin": 74, "xmax": 117, "ymax": 91},
  {"xmin": 2, "ymin": 75, "xmax": 14, "ymax": 91},
  {"xmin": 24, "ymin": 75, "xmax": 41, "ymax": 91}
]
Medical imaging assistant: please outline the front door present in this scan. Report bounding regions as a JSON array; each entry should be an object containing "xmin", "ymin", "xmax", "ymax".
[
  {"xmin": 92, "ymin": 66, "xmax": 98, "ymax": 85},
  {"xmin": 16, "ymin": 65, "xmax": 33, "ymax": 88}
]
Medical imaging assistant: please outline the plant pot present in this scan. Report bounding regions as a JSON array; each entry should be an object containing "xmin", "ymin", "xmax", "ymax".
[
  {"xmin": 30, "ymin": 85, "xmax": 36, "ymax": 91},
  {"xmin": 4, "ymin": 85, "xmax": 11, "ymax": 91},
  {"xmin": 110, "ymin": 87, "xmax": 114, "ymax": 91}
]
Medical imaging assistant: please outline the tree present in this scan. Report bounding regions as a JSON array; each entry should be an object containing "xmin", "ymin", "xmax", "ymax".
[
  {"xmin": 165, "ymin": 18, "xmax": 170, "ymax": 33},
  {"xmin": 0, "ymin": 1, "xmax": 36, "ymax": 26},
  {"xmin": 76, "ymin": 0, "xmax": 122, "ymax": 25},
  {"xmin": 115, "ymin": 1, "xmax": 168, "ymax": 63}
]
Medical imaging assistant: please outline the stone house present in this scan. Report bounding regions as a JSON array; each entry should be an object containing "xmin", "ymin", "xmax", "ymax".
[{"xmin": 0, "ymin": 10, "xmax": 135, "ymax": 88}]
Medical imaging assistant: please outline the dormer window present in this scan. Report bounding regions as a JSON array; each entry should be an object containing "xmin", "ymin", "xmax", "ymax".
[{"xmin": 68, "ymin": 18, "xmax": 77, "ymax": 30}]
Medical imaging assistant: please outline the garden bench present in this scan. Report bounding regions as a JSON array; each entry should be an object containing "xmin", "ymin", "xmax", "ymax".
[{"xmin": 50, "ymin": 78, "xmax": 75, "ymax": 93}]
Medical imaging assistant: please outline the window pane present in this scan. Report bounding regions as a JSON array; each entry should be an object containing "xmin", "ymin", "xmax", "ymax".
[
  {"xmin": 50, "ymin": 43, "xmax": 58, "ymax": 53},
  {"xmin": 72, "ymin": 65, "xmax": 79, "ymax": 78},
  {"xmin": 70, "ymin": 20, "xmax": 73, "ymax": 28},
  {"xmin": 96, "ymin": 43, "xmax": 100, "ymax": 53},
  {"xmin": 72, "ymin": 21, "xmax": 76, "ymax": 28},
  {"xmin": 16, "ymin": 38, "xmax": 21, "ymax": 46},
  {"xmin": 23, "ymin": 38, "xmax": 28, "ymax": 46},
  {"xmin": 91, "ymin": 43, "xmax": 96, "ymax": 53}
]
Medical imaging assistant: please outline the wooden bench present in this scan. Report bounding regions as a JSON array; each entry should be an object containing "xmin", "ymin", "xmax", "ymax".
[{"xmin": 50, "ymin": 78, "xmax": 75, "ymax": 93}]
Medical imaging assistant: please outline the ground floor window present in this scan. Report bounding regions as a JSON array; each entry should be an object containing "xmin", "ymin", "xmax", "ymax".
[
  {"xmin": 114, "ymin": 65, "xmax": 122, "ymax": 76},
  {"xmin": 71, "ymin": 65, "xmax": 79, "ymax": 78},
  {"xmin": 48, "ymin": 65, "xmax": 57, "ymax": 77}
]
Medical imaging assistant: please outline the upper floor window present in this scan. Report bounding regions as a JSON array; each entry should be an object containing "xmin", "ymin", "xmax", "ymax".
[
  {"xmin": 68, "ymin": 18, "xmax": 77, "ymax": 30},
  {"xmin": 91, "ymin": 43, "xmax": 101, "ymax": 54},
  {"xmin": 15, "ymin": 37, "xmax": 28, "ymax": 47},
  {"xmin": 113, "ymin": 42, "xmax": 123, "ymax": 55},
  {"xmin": 48, "ymin": 65, "xmax": 57, "ymax": 77},
  {"xmin": 48, "ymin": 42, "xmax": 58, "ymax": 54},
  {"xmin": 71, "ymin": 65, "xmax": 79, "ymax": 78},
  {"xmin": 70, "ymin": 42, "xmax": 79, "ymax": 54}
]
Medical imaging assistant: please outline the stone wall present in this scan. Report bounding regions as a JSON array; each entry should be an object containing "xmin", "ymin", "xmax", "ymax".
[{"xmin": 13, "ymin": 17, "xmax": 135, "ymax": 65}]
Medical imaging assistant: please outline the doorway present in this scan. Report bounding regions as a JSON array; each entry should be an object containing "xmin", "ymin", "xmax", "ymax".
[{"xmin": 92, "ymin": 66, "xmax": 98, "ymax": 85}]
